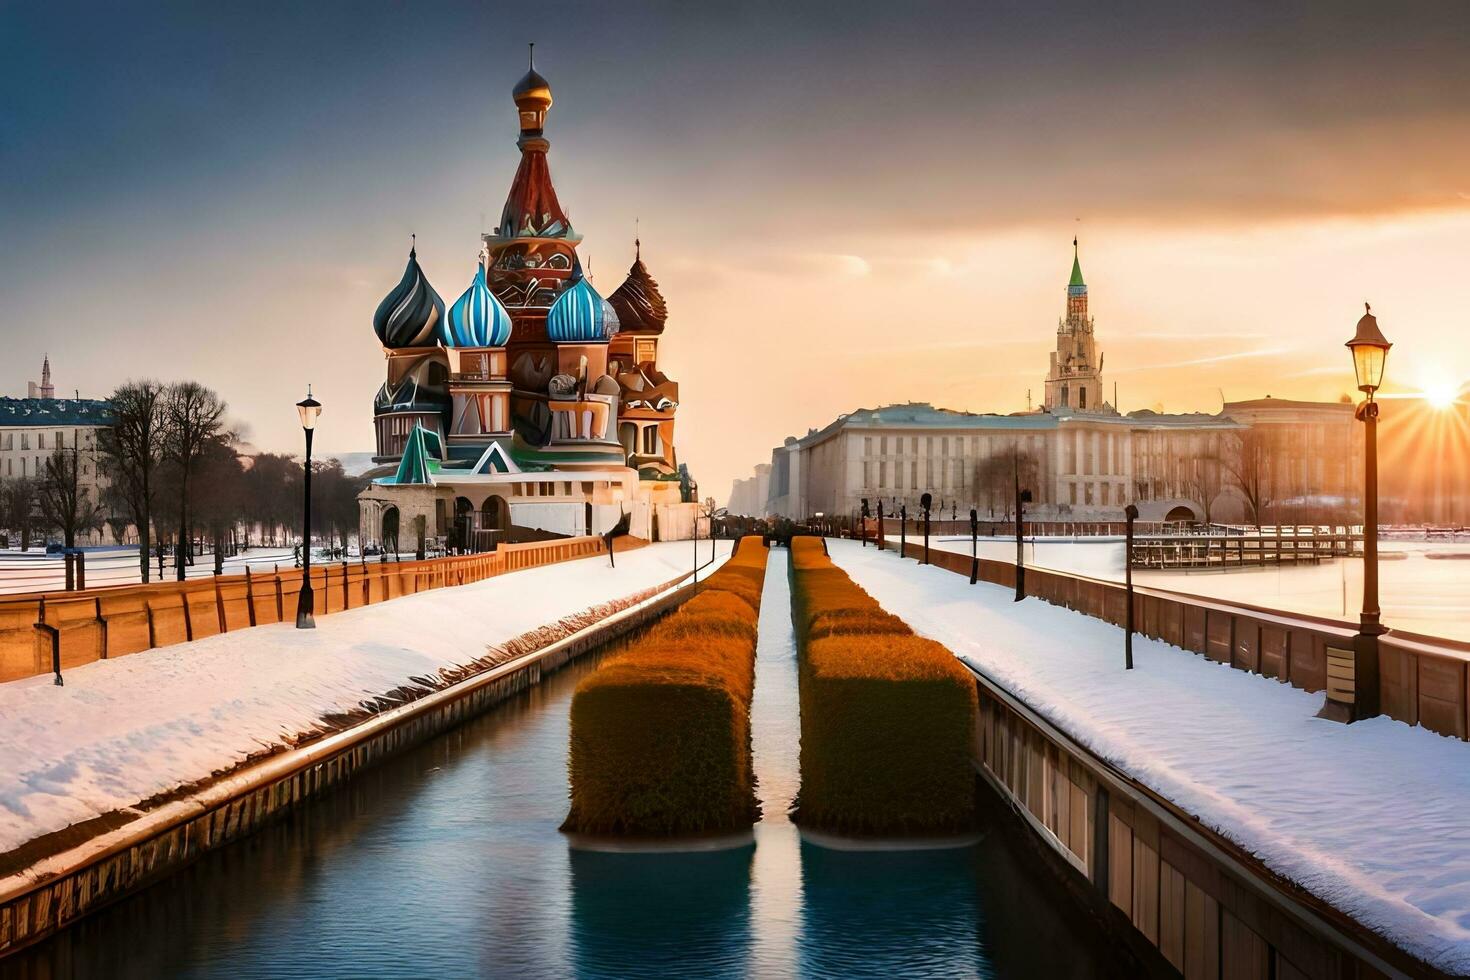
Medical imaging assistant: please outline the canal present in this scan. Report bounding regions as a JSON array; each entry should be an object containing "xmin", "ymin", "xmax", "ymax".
[{"xmin": 2, "ymin": 550, "xmax": 1126, "ymax": 979}]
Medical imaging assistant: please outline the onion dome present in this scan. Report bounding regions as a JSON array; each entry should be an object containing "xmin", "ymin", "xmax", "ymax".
[
  {"xmin": 607, "ymin": 241, "xmax": 668, "ymax": 334},
  {"xmin": 443, "ymin": 263, "xmax": 513, "ymax": 348},
  {"xmin": 513, "ymin": 45, "xmax": 553, "ymax": 133},
  {"xmin": 546, "ymin": 276, "xmax": 608, "ymax": 343},
  {"xmin": 373, "ymin": 245, "xmax": 445, "ymax": 349}
]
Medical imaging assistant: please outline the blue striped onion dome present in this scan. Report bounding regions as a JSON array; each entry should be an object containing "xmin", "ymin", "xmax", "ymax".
[
  {"xmin": 373, "ymin": 246, "xmax": 445, "ymax": 349},
  {"xmin": 443, "ymin": 264, "xmax": 513, "ymax": 348},
  {"xmin": 545, "ymin": 276, "xmax": 609, "ymax": 343}
]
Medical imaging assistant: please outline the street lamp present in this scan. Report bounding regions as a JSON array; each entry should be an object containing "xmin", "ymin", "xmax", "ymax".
[
  {"xmin": 1124, "ymin": 503, "xmax": 1139, "ymax": 670},
  {"xmin": 920, "ymin": 492, "xmax": 932, "ymax": 565},
  {"xmin": 295, "ymin": 387, "xmax": 322, "ymax": 629},
  {"xmin": 1014, "ymin": 482, "xmax": 1032, "ymax": 603},
  {"xmin": 1343, "ymin": 302, "xmax": 1392, "ymax": 719},
  {"xmin": 969, "ymin": 508, "xmax": 979, "ymax": 584},
  {"xmin": 861, "ymin": 498, "xmax": 870, "ymax": 548}
]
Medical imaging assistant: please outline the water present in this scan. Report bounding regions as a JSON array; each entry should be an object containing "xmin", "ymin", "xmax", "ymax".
[
  {"xmin": 934, "ymin": 535, "xmax": 1470, "ymax": 642},
  {"xmin": 2, "ymin": 551, "xmax": 1124, "ymax": 978}
]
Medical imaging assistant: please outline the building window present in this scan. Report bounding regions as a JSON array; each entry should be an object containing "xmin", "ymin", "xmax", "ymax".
[
  {"xmin": 1079, "ymin": 387, "xmax": 1087, "ymax": 410},
  {"xmin": 1069, "ymin": 483, "xmax": 1077, "ymax": 505},
  {"xmin": 1101, "ymin": 483, "xmax": 1110, "ymax": 506},
  {"xmin": 910, "ymin": 437, "xmax": 917, "ymax": 454},
  {"xmin": 879, "ymin": 461, "xmax": 887, "ymax": 488},
  {"xmin": 1061, "ymin": 386, "xmax": 1069, "ymax": 407},
  {"xmin": 910, "ymin": 461, "xmax": 917, "ymax": 488}
]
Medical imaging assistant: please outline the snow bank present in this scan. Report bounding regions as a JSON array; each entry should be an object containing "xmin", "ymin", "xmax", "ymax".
[
  {"xmin": 0, "ymin": 542, "xmax": 723, "ymax": 855},
  {"xmin": 830, "ymin": 539, "xmax": 1470, "ymax": 975}
]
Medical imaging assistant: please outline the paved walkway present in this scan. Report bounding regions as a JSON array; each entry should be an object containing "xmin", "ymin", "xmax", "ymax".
[{"xmin": 829, "ymin": 539, "xmax": 1470, "ymax": 976}]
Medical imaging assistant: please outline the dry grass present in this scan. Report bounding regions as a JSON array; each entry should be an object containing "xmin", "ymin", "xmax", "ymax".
[
  {"xmin": 563, "ymin": 536, "xmax": 769, "ymax": 836},
  {"xmin": 789, "ymin": 536, "xmax": 978, "ymax": 835}
]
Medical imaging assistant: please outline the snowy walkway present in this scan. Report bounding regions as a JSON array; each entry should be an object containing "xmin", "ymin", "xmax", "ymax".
[
  {"xmin": 829, "ymin": 539, "xmax": 1470, "ymax": 976},
  {"xmin": 0, "ymin": 541, "xmax": 723, "ymax": 856}
]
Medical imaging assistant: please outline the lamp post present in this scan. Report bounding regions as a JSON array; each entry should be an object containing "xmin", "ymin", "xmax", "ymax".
[
  {"xmin": 969, "ymin": 508, "xmax": 979, "ymax": 584},
  {"xmin": 876, "ymin": 499, "xmax": 885, "ymax": 552},
  {"xmin": 295, "ymin": 387, "xmax": 322, "ymax": 629},
  {"xmin": 1124, "ymin": 503, "xmax": 1138, "ymax": 670},
  {"xmin": 692, "ymin": 479, "xmax": 700, "ymax": 584},
  {"xmin": 920, "ymin": 492, "xmax": 932, "ymax": 565},
  {"xmin": 1014, "ymin": 476, "xmax": 1032, "ymax": 602},
  {"xmin": 899, "ymin": 504, "xmax": 907, "ymax": 558},
  {"xmin": 1343, "ymin": 302, "xmax": 1391, "ymax": 720},
  {"xmin": 861, "ymin": 498, "xmax": 870, "ymax": 548}
]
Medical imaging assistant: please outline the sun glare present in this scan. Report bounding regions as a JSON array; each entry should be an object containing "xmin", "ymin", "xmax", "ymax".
[{"xmin": 1424, "ymin": 381, "xmax": 1460, "ymax": 409}]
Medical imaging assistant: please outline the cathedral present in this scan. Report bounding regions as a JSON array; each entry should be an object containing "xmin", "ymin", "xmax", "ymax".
[{"xmin": 357, "ymin": 58, "xmax": 694, "ymax": 553}]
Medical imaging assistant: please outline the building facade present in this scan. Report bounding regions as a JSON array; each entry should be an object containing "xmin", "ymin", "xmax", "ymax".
[
  {"xmin": 754, "ymin": 243, "xmax": 1364, "ymax": 525},
  {"xmin": 357, "ymin": 60, "xmax": 697, "ymax": 551},
  {"xmin": 0, "ymin": 357, "xmax": 117, "ymax": 545}
]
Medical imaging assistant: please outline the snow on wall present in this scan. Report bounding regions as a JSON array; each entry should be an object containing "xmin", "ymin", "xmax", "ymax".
[{"xmin": 830, "ymin": 539, "xmax": 1470, "ymax": 976}]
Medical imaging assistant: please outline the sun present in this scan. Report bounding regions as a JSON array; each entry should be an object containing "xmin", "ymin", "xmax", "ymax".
[{"xmin": 1423, "ymin": 381, "xmax": 1459, "ymax": 409}]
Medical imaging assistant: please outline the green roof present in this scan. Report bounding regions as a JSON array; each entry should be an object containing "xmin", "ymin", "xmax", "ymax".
[
  {"xmin": 384, "ymin": 423, "xmax": 439, "ymax": 485},
  {"xmin": 1069, "ymin": 239, "xmax": 1085, "ymax": 288}
]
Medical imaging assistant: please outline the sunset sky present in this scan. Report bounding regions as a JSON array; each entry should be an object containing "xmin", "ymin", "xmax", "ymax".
[{"xmin": 4, "ymin": 1, "xmax": 1468, "ymax": 502}]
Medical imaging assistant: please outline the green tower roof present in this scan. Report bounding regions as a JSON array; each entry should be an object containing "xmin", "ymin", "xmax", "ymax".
[{"xmin": 1069, "ymin": 237, "xmax": 1085, "ymax": 288}]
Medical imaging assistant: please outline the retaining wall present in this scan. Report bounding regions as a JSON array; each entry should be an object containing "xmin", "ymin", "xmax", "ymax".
[{"xmin": 969, "ymin": 658, "xmax": 1441, "ymax": 979}]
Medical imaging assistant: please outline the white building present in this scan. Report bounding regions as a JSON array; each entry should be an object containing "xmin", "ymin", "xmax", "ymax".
[{"xmin": 0, "ymin": 357, "xmax": 116, "ymax": 544}]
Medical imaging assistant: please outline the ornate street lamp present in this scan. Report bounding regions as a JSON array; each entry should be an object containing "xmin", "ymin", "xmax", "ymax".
[
  {"xmin": 295, "ymin": 387, "xmax": 322, "ymax": 629},
  {"xmin": 1342, "ymin": 303, "xmax": 1392, "ymax": 719}
]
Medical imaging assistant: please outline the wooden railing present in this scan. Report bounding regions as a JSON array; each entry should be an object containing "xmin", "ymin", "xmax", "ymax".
[
  {"xmin": 0, "ymin": 536, "xmax": 632, "ymax": 684},
  {"xmin": 886, "ymin": 538, "xmax": 1470, "ymax": 742}
]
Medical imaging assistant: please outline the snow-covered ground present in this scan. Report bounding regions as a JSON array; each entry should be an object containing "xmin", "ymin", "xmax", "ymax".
[
  {"xmin": 0, "ymin": 547, "xmax": 299, "ymax": 595},
  {"xmin": 832, "ymin": 539, "xmax": 1470, "ymax": 976},
  {"xmin": 915, "ymin": 535, "xmax": 1470, "ymax": 642},
  {"xmin": 0, "ymin": 541, "xmax": 725, "ymax": 856}
]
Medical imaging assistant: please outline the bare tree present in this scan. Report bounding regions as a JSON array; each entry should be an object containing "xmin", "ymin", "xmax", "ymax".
[
  {"xmin": 162, "ymin": 382, "xmax": 227, "ymax": 580},
  {"xmin": 972, "ymin": 445, "xmax": 1039, "ymax": 520},
  {"xmin": 38, "ymin": 446, "xmax": 105, "ymax": 586},
  {"xmin": 0, "ymin": 477, "xmax": 43, "ymax": 551},
  {"xmin": 98, "ymin": 380, "xmax": 167, "ymax": 582},
  {"xmin": 1222, "ymin": 428, "xmax": 1275, "ymax": 528},
  {"xmin": 1183, "ymin": 437, "xmax": 1227, "ymax": 525}
]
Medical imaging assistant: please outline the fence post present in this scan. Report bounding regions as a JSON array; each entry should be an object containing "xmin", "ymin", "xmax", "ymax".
[
  {"xmin": 36, "ymin": 596, "xmax": 61, "ymax": 686},
  {"xmin": 182, "ymin": 584, "xmax": 194, "ymax": 641},
  {"xmin": 342, "ymin": 559, "xmax": 350, "ymax": 610},
  {"xmin": 95, "ymin": 596, "xmax": 108, "ymax": 659},
  {"xmin": 214, "ymin": 577, "xmax": 227, "ymax": 634},
  {"xmin": 245, "ymin": 567, "xmax": 257, "ymax": 627}
]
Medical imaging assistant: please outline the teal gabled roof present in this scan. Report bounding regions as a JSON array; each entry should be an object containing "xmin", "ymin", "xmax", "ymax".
[{"xmin": 380, "ymin": 423, "xmax": 440, "ymax": 485}]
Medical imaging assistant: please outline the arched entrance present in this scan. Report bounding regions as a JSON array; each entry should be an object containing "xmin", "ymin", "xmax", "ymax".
[
  {"xmin": 1165, "ymin": 505, "xmax": 1199, "ymax": 523},
  {"xmin": 381, "ymin": 506, "xmax": 400, "ymax": 555}
]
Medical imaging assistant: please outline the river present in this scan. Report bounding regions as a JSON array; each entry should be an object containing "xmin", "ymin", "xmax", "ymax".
[{"xmin": 2, "ymin": 549, "xmax": 1124, "ymax": 978}]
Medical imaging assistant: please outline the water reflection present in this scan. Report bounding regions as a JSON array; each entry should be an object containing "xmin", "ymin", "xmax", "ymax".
[{"xmin": 569, "ymin": 845, "xmax": 754, "ymax": 978}]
